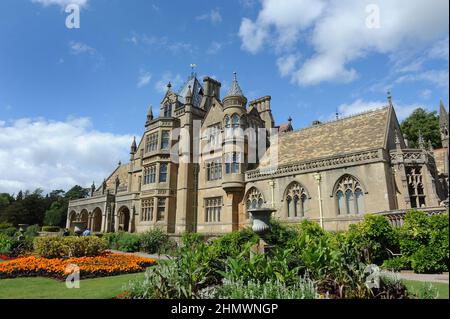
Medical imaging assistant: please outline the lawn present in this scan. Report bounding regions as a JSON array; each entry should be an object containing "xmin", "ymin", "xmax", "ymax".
[
  {"xmin": 0, "ymin": 272, "xmax": 144, "ymax": 299},
  {"xmin": 403, "ymin": 280, "xmax": 449, "ymax": 299}
]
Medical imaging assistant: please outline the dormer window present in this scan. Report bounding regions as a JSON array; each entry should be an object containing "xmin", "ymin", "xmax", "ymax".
[{"xmin": 164, "ymin": 103, "xmax": 172, "ymax": 117}]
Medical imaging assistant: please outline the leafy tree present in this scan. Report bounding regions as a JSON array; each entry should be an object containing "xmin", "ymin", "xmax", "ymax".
[
  {"xmin": 65, "ymin": 185, "xmax": 89, "ymax": 200},
  {"xmin": 44, "ymin": 201, "xmax": 66, "ymax": 227},
  {"xmin": 400, "ymin": 108, "xmax": 441, "ymax": 149}
]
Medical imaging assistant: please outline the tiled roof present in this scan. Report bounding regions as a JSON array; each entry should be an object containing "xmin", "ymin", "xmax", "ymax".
[
  {"xmin": 262, "ymin": 107, "xmax": 390, "ymax": 166},
  {"xmin": 177, "ymin": 74, "xmax": 203, "ymax": 108}
]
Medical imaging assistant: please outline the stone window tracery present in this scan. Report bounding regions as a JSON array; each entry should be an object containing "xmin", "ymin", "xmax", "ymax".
[
  {"xmin": 285, "ymin": 182, "xmax": 308, "ymax": 218},
  {"xmin": 335, "ymin": 175, "xmax": 365, "ymax": 215},
  {"xmin": 406, "ymin": 167, "xmax": 426, "ymax": 208}
]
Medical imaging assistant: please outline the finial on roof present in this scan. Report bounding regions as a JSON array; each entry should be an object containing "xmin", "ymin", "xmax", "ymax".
[
  {"xmin": 440, "ymin": 100, "xmax": 448, "ymax": 127},
  {"xmin": 167, "ymin": 81, "xmax": 172, "ymax": 91},
  {"xmin": 226, "ymin": 71, "xmax": 244, "ymax": 97},
  {"xmin": 186, "ymin": 85, "xmax": 193, "ymax": 104},
  {"xmin": 288, "ymin": 116, "xmax": 292, "ymax": 123},
  {"xmin": 387, "ymin": 90, "xmax": 393, "ymax": 107},
  {"xmin": 418, "ymin": 130, "xmax": 425, "ymax": 149},
  {"xmin": 130, "ymin": 136, "xmax": 137, "ymax": 154},
  {"xmin": 118, "ymin": 160, "xmax": 122, "ymax": 166},
  {"xmin": 147, "ymin": 105, "xmax": 153, "ymax": 122}
]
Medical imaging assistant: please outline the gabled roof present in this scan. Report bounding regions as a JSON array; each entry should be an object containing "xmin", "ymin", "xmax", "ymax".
[
  {"xmin": 262, "ymin": 106, "xmax": 391, "ymax": 166},
  {"xmin": 177, "ymin": 74, "xmax": 203, "ymax": 108}
]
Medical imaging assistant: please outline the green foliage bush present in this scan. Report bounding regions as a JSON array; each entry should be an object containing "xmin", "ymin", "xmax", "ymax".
[
  {"xmin": 140, "ymin": 229, "xmax": 176, "ymax": 254},
  {"xmin": 0, "ymin": 223, "xmax": 17, "ymax": 237},
  {"xmin": 24, "ymin": 224, "xmax": 40, "ymax": 237},
  {"xmin": 206, "ymin": 278, "xmax": 318, "ymax": 299},
  {"xmin": 126, "ymin": 241, "xmax": 214, "ymax": 299},
  {"xmin": 209, "ymin": 228, "xmax": 258, "ymax": 260},
  {"xmin": 381, "ymin": 256, "xmax": 411, "ymax": 271},
  {"xmin": 116, "ymin": 233, "xmax": 141, "ymax": 252},
  {"xmin": 345, "ymin": 214, "xmax": 399, "ymax": 265},
  {"xmin": 399, "ymin": 211, "xmax": 448, "ymax": 273},
  {"xmin": 33, "ymin": 236, "xmax": 107, "ymax": 258},
  {"xmin": 0, "ymin": 233, "xmax": 12, "ymax": 254},
  {"xmin": 41, "ymin": 226, "xmax": 61, "ymax": 233}
]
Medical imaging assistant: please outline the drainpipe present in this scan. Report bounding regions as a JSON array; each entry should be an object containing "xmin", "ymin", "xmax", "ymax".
[{"xmin": 314, "ymin": 173, "xmax": 324, "ymax": 228}]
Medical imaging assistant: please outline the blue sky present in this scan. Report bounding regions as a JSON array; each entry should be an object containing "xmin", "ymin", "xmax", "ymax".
[{"xmin": 0, "ymin": 0, "xmax": 448, "ymax": 193}]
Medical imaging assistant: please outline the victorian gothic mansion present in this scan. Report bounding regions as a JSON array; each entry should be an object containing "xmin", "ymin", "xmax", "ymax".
[{"xmin": 67, "ymin": 72, "xmax": 449, "ymax": 235}]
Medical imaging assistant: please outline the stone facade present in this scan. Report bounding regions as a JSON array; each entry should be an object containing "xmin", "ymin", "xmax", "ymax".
[{"xmin": 67, "ymin": 72, "xmax": 449, "ymax": 234}]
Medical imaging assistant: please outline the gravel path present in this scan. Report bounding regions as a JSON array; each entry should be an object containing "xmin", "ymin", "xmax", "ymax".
[{"xmin": 382, "ymin": 271, "xmax": 449, "ymax": 284}]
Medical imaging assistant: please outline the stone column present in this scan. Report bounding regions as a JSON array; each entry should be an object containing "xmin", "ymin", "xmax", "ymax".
[{"xmin": 114, "ymin": 206, "xmax": 120, "ymax": 232}]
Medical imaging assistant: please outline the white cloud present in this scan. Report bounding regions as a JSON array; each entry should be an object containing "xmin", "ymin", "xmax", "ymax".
[
  {"xmin": 419, "ymin": 89, "xmax": 432, "ymax": 100},
  {"xmin": 277, "ymin": 54, "xmax": 301, "ymax": 77},
  {"xmin": 125, "ymin": 33, "xmax": 196, "ymax": 55},
  {"xmin": 137, "ymin": 70, "xmax": 152, "ymax": 88},
  {"xmin": 207, "ymin": 41, "xmax": 223, "ymax": 55},
  {"xmin": 68, "ymin": 41, "xmax": 104, "ymax": 69},
  {"xmin": 31, "ymin": 0, "xmax": 88, "ymax": 9},
  {"xmin": 0, "ymin": 117, "xmax": 134, "ymax": 194},
  {"xmin": 239, "ymin": 0, "xmax": 449, "ymax": 86},
  {"xmin": 395, "ymin": 69, "xmax": 449, "ymax": 89},
  {"xmin": 337, "ymin": 99, "xmax": 424, "ymax": 121},
  {"xmin": 69, "ymin": 41, "xmax": 95, "ymax": 55},
  {"xmin": 196, "ymin": 8, "xmax": 222, "ymax": 25}
]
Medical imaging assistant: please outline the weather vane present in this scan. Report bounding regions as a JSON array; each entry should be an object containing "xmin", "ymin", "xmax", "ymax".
[{"xmin": 190, "ymin": 63, "xmax": 197, "ymax": 76}]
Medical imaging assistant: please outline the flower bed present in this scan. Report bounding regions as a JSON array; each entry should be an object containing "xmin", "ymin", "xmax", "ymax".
[
  {"xmin": 0, "ymin": 253, "xmax": 156, "ymax": 280},
  {"xmin": 0, "ymin": 254, "xmax": 15, "ymax": 261}
]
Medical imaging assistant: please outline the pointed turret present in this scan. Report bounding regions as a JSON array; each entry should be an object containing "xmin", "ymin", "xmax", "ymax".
[
  {"xmin": 185, "ymin": 85, "xmax": 193, "ymax": 105},
  {"xmin": 395, "ymin": 129, "xmax": 402, "ymax": 151},
  {"xmin": 223, "ymin": 72, "xmax": 247, "ymax": 109},
  {"xmin": 227, "ymin": 72, "xmax": 244, "ymax": 97},
  {"xmin": 146, "ymin": 105, "xmax": 153, "ymax": 124},
  {"xmin": 130, "ymin": 136, "xmax": 137, "ymax": 154}
]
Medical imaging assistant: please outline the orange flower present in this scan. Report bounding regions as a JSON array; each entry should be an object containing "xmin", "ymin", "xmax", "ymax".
[{"xmin": 0, "ymin": 253, "xmax": 156, "ymax": 280}]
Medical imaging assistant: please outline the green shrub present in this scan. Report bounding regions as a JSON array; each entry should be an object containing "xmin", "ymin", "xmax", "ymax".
[
  {"xmin": 209, "ymin": 228, "xmax": 258, "ymax": 260},
  {"xmin": 0, "ymin": 233, "xmax": 13, "ymax": 254},
  {"xmin": 33, "ymin": 236, "xmax": 107, "ymax": 258},
  {"xmin": 207, "ymin": 278, "xmax": 318, "ymax": 299},
  {"xmin": 0, "ymin": 224, "xmax": 17, "ymax": 237},
  {"xmin": 409, "ymin": 282, "xmax": 439, "ymax": 299},
  {"xmin": 265, "ymin": 220, "xmax": 298, "ymax": 248},
  {"xmin": 411, "ymin": 247, "xmax": 447, "ymax": 274},
  {"xmin": 34, "ymin": 237, "xmax": 67, "ymax": 258},
  {"xmin": 24, "ymin": 224, "xmax": 41, "ymax": 237},
  {"xmin": 116, "ymin": 232, "xmax": 141, "ymax": 252},
  {"xmin": 41, "ymin": 226, "xmax": 61, "ymax": 233},
  {"xmin": 398, "ymin": 211, "xmax": 448, "ymax": 273},
  {"xmin": 399, "ymin": 210, "xmax": 430, "ymax": 257},
  {"xmin": 381, "ymin": 256, "xmax": 411, "ymax": 271},
  {"xmin": 9, "ymin": 238, "xmax": 34, "ymax": 257},
  {"xmin": 140, "ymin": 229, "xmax": 176, "ymax": 254},
  {"xmin": 126, "ymin": 241, "xmax": 214, "ymax": 299},
  {"xmin": 345, "ymin": 214, "xmax": 399, "ymax": 265}
]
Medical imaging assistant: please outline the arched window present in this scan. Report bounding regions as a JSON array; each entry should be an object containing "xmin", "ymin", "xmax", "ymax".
[
  {"xmin": 285, "ymin": 182, "xmax": 309, "ymax": 218},
  {"xmin": 231, "ymin": 114, "xmax": 239, "ymax": 129},
  {"xmin": 334, "ymin": 175, "xmax": 365, "ymax": 215},
  {"xmin": 245, "ymin": 187, "xmax": 264, "ymax": 219},
  {"xmin": 224, "ymin": 115, "xmax": 230, "ymax": 128}
]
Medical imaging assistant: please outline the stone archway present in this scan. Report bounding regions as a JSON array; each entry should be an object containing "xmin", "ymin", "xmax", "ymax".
[
  {"xmin": 92, "ymin": 208, "xmax": 102, "ymax": 232},
  {"xmin": 80, "ymin": 209, "xmax": 89, "ymax": 230},
  {"xmin": 68, "ymin": 211, "xmax": 77, "ymax": 230},
  {"xmin": 118, "ymin": 206, "xmax": 130, "ymax": 232}
]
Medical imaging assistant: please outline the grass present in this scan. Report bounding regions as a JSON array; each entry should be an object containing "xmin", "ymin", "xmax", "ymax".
[
  {"xmin": 403, "ymin": 280, "xmax": 449, "ymax": 299},
  {"xmin": 0, "ymin": 272, "xmax": 145, "ymax": 299}
]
